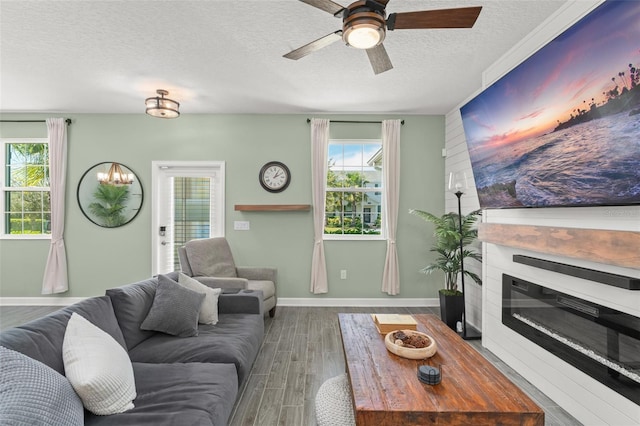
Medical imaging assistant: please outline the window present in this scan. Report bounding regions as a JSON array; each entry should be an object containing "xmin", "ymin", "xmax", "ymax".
[
  {"xmin": 325, "ymin": 139, "xmax": 384, "ymax": 239},
  {"xmin": 1, "ymin": 139, "xmax": 50, "ymax": 238}
]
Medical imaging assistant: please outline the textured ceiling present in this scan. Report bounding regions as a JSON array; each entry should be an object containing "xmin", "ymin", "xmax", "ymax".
[{"xmin": 0, "ymin": 0, "xmax": 567, "ymax": 115}]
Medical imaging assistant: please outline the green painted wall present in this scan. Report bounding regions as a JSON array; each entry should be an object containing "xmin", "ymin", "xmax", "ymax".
[{"xmin": 0, "ymin": 113, "xmax": 445, "ymax": 300}]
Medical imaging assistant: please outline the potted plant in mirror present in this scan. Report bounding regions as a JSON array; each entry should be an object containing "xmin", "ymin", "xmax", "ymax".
[
  {"xmin": 88, "ymin": 184, "xmax": 130, "ymax": 228},
  {"xmin": 409, "ymin": 209, "xmax": 482, "ymax": 331}
]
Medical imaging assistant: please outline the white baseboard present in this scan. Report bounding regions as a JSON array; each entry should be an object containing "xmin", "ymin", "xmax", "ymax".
[
  {"xmin": 0, "ymin": 297, "xmax": 86, "ymax": 306},
  {"xmin": 278, "ymin": 297, "xmax": 439, "ymax": 307}
]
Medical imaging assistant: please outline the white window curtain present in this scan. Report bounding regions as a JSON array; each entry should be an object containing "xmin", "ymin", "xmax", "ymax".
[
  {"xmin": 42, "ymin": 118, "xmax": 68, "ymax": 294},
  {"xmin": 381, "ymin": 119, "xmax": 401, "ymax": 295},
  {"xmin": 310, "ymin": 118, "xmax": 329, "ymax": 294}
]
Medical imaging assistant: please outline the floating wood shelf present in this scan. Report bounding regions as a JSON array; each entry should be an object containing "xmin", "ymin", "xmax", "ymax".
[
  {"xmin": 478, "ymin": 223, "xmax": 640, "ymax": 270},
  {"xmin": 234, "ymin": 204, "xmax": 311, "ymax": 212}
]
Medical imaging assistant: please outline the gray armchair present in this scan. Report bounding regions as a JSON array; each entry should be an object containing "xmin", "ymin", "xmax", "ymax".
[{"xmin": 178, "ymin": 237, "xmax": 277, "ymax": 317}]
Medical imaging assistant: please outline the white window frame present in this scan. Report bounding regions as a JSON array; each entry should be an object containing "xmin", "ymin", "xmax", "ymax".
[
  {"xmin": 0, "ymin": 138, "xmax": 51, "ymax": 240},
  {"xmin": 324, "ymin": 138, "xmax": 385, "ymax": 241}
]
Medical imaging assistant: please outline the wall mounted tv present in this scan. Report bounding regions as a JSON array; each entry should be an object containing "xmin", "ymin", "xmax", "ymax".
[{"xmin": 460, "ymin": 0, "xmax": 640, "ymax": 209}]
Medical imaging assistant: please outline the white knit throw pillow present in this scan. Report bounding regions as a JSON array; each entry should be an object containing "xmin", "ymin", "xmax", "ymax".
[{"xmin": 63, "ymin": 313, "xmax": 136, "ymax": 415}]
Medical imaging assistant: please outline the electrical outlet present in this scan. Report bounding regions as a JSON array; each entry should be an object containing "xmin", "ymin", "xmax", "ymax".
[{"xmin": 340, "ymin": 270, "xmax": 347, "ymax": 280}]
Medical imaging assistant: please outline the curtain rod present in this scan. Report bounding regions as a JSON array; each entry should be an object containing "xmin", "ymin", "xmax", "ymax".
[
  {"xmin": 0, "ymin": 119, "xmax": 72, "ymax": 125},
  {"xmin": 306, "ymin": 118, "xmax": 404, "ymax": 125}
]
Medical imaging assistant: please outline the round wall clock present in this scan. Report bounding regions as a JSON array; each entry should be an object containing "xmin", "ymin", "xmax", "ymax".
[{"xmin": 259, "ymin": 161, "xmax": 291, "ymax": 193}]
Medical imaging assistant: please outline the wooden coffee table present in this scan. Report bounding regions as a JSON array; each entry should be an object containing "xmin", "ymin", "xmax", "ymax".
[{"xmin": 338, "ymin": 313, "xmax": 544, "ymax": 426}]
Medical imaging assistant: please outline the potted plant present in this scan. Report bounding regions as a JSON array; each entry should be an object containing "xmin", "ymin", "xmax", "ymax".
[{"xmin": 409, "ymin": 208, "xmax": 482, "ymax": 330}]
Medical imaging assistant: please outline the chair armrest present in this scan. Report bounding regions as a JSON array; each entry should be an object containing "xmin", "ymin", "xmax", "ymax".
[
  {"xmin": 218, "ymin": 291, "xmax": 263, "ymax": 315},
  {"xmin": 192, "ymin": 276, "xmax": 248, "ymax": 289},
  {"xmin": 236, "ymin": 267, "xmax": 277, "ymax": 284}
]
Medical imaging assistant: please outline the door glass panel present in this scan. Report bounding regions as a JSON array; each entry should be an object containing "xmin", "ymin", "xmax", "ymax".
[{"xmin": 172, "ymin": 177, "xmax": 211, "ymax": 271}]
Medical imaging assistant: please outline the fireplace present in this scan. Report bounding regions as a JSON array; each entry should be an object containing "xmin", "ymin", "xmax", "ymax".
[{"xmin": 502, "ymin": 274, "xmax": 640, "ymax": 405}]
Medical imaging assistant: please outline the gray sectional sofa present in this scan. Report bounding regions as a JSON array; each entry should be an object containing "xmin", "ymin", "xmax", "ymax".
[{"xmin": 0, "ymin": 272, "xmax": 265, "ymax": 426}]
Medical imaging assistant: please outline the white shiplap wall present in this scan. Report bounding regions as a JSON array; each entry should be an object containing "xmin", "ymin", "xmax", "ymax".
[
  {"xmin": 445, "ymin": 1, "xmax": 640, "ymax": 424},
  {"xmin": 444, "ymin": 109, "xmax": 482, "ymax": 328}
]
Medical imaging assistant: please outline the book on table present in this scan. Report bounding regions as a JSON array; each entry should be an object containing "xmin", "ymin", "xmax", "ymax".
[{"xmin": 372, "ymin": 314, "xmax": 417, "ymax": 334}]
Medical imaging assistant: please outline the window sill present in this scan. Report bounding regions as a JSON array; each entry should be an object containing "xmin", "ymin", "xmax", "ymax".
[
  {"xmin": 324, "ymin": 235, "xmax": 386, "ymax": 241},
  {"xmin": 1, "ymin": 235, "xmax": 51, "ymax": 240},
  {"xmin": 234, "ymin": 204, "xmax": 311, "ymax": 212}
]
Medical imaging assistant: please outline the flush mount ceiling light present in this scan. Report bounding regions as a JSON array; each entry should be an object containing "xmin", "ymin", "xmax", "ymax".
[
  {"xmin": 342, "ymin": 3, "xmax": 386, "ymax": 49},
  {"xmin": 145, "ymin": 89, "xmax": 180, "ymax": 118}
]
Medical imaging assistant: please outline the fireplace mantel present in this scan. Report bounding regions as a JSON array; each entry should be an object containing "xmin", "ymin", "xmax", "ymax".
[{"xmin": 478, "ymin": 223, "xmax": 640, "ymax": 270}]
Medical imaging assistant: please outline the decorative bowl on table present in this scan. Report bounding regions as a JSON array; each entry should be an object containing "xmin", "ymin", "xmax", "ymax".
[{"xmin": 384, "ymin": 329, "xmax": 437, "ymax": 359}]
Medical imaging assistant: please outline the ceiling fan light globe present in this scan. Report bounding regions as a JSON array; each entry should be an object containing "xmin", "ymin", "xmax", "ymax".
[{"xmin": 345, "ymin": 25, "xmax": 383, "ymax": 49}]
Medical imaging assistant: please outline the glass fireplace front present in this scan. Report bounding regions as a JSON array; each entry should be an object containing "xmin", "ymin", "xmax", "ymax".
[{"xmin": 502, "ymin": 274, "xmax": 640, "ymax": 404}]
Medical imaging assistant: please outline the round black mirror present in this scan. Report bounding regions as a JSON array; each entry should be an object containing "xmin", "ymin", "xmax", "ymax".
[{"xmin": 77, "ymin": 162, "xmax": 143, "ymax": 228}]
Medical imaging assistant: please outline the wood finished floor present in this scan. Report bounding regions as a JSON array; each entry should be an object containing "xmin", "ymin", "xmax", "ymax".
[{"xmin": 0, "ymin": 305, "xmax": 581, "ymax": 426}]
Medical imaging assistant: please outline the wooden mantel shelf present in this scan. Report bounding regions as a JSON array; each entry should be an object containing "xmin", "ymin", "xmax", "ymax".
[
  {"xmin": 234, "ymin": 204, "xmax": 311, "ymax": 212},
  {"xmin": 478, "ymin": 223, "xmax": 640, "ymax": 270}
]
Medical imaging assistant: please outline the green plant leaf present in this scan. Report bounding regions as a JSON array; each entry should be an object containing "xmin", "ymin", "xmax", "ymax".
[
  {"xmin": 409, "ymin": 208, "xmax": 482, "ymax": 291},
  {"xmin": 89, "ymin": 184, "xmax": 131, "ymax": 227}
]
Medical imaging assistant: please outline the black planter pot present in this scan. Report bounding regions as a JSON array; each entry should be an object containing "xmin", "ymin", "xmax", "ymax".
[{"xmin": 439, "ymin": 292, "xmax": 464, "ymax": 331}]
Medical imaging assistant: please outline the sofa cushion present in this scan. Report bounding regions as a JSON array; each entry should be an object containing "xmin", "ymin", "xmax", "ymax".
[
  {"xmin": 0, "ymin": 346, "xmax": 84, "ymax": 426},
  {"xmin": 106, "ymin": 277, "xmax": 159, "ymax": 350},
  {"xmin": 0, "ymin": 296, "xmax": 125, "ymax": 375},
  {"xmin": 63, "ymin": 313, "xmax": 136, "ymax": 415},
  {"xmin": 179, "ymin": 273, "xmax": 222, "ymax": 325},
  {"xmin": 85, "ymin": 362, "xmax": 238, "ymax": 426},
  {"xmin": 185, "ymin": 237, "xmax": 237, "ymax": 277},
  {"xmin": 128, "ymin": 313, "xmax": 264, "ymax": 385},
  {"xmin": 141, "ymin": 274, "xmax": 205, "ymax": 337}
]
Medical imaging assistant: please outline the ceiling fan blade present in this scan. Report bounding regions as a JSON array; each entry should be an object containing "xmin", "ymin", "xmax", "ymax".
[
  {"xmin": 299, "ymin": 0, "xmax": 345, "ymax": 16},
  {"xmin": 387, "ymin": 6, "xmax": 482, "ymax": 30},
  {"xmin": 283, "ymin": 31, "xmax": 343, "ymax": 60},
  {"xmin": 366, "ymin": 44, "xmax": 393, "ymax": 75}
]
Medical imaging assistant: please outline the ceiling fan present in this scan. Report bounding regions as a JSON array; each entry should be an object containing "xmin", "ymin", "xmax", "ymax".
[{"xmin": 283, "ymin": 0, "xmax": 482, "ymax": 75}]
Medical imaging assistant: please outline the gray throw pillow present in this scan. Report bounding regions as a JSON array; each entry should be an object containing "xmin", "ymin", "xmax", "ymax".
[
  {"xmin": 0, "ymin": 346, "xmax": 84, "ymax": 426},
  {"xmin": 140, "ymin": 274, "xmax": 205, "ymax": 337}
]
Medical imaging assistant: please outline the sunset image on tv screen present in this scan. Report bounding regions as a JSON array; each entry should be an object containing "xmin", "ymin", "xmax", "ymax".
[{"xmin": 461, "ymin": 0, "xmax": 640, "ymax": 209}]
